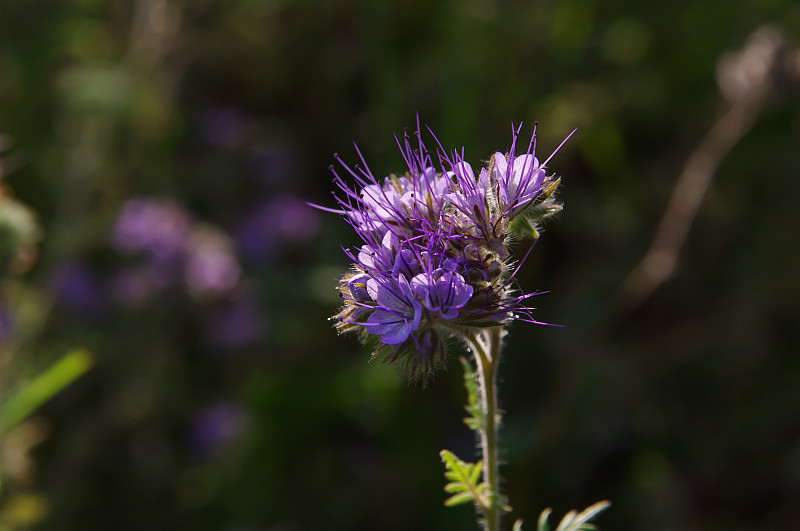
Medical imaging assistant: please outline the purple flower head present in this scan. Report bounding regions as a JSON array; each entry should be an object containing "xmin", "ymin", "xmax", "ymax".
[
  {"xmin": 200, "ymin": 106, "xmax": 249, "ymax": 149},
  {"xmin": 347, "ymin": 274, "xmax": 372, "ymax": 303},
  {"xmin": 112, "ymin": 198, "xmax": 192, "ymax": 262},
  {"xmin": 316, "ymin": 118, "xmax": 572, "ymax": 381},
  {"xmin": 188, "ymin": 401, "xmax": 248, "ymax": 456},
  {"xmin": 491, "ymin": 123, "xmax": 577, "ymax": 219},
  {"xmin": 357, "ymin": 230, "xmax": 400, "ymax": 272},
  {"xmin": 235, "ymin": 195, "xmax": 322, "ymax": 267},
  {"xmin": 51, "ymin": 261, "xmax": 105, "ymax": 318},
  {"xmin": 365, "ymin": 274, "xmax": 422, "ymax": 345},
  {"xmin": 112, "ymin": 266, "xmax": 161, "ymax": 305},
  {"xmin": 235, "ymin": 202, "xmax": 280, "ymax": 265},
  {"xmin": 444, "ymin": 159, "xmax": 491, "ymax": 232},
  {"xmin": 0, "ymin": 304, "xmax": 14, "ymax": 344},
  {"xmin": 249, "ymin": 142, "xmax": 297, "ymax": 185},
  {"xmin": 493, "ymin": 152, "xmax": 545, "ymax": 214},
  {"xmin": 392, "ymin": 248, "xmax": 420, "ymax": 280},
  {"xmin": 184, "ymin": 226, "xmax": 241, "ymax": 298},
  {"xmin": 417, "ymin": 328, "xmax": 444, "ymax": 365},
  {"xmin": 411, "ymin": 269, "xmax": 473, "ymax": 320},
  {"xmin": 272, "ymin": 197, "xmax": 321, "ymax": 242},
  {"xmin": 206, "ymin": 293, "xmax": 264, "ymax": 351}
]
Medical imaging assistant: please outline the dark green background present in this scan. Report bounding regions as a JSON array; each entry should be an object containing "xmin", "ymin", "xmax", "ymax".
[{"xmin": 0, "ymin": 0, "xmax": 798, "ymax": 529}]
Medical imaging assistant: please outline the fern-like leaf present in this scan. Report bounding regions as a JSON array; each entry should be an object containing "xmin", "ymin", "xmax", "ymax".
[
  {"xmin": 459, "ymin": 357, "xmax": 483, "ymax": 432},
  {"xmin": 537, "ymin": 508, "xmax": 552, "ymax": 531},
  {"xmin": 440, "ymin": 449, "xmax": 489, "ymax": 510},
  {"xmin": 537, "ymin": 501, "xmax": 611, "ymax": 531}
]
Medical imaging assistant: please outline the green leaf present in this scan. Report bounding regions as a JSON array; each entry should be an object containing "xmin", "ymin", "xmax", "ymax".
[
  {"xmin": 569, "ymin": 501, "xmax": 611, "ymax": 530},
  {"xmin": 508, "ymin": 179, "xmax": 564, "ymax": 239},
  {"xmin": 444, "ymin": 491, "xmax": 475, "ymax": 507},
  {"xmin": 508, "ymin": 213, "xmax": 540, "ymax": 239},
  {"xmin": 556, "ymin": 510, "xmax": 578, "ymax": 531},
  {"xmin": 490, "ymin": 491, "xmax": 512, "ymax": 512},
  {"xmin": 513, "ymin": 519, "xmax": 525, "ymax": 531},
  {"xmin": 459, "ymin": 357, "xmax": 483, "ymax": 431},
  {"xmin": 440, "ymin": 449, "xmax": 488, "ymax": 511},
  {"xmin": 0, "ymin": 349, "xmax": 93, "ymax": 437},
  {"xmin": 541, "ymin": 177, "xmax": 561, "ymax": 199},
  {"xmin": 537, "ymin": 501, "xmax": 610, "ymax": 531},
  {"xmin": 469, "ymin": 458, "xmax": 482, "ymax": 485},
  {"xmin": 538, "ymin": 509, "xmax": 552, "ymax": 531}
]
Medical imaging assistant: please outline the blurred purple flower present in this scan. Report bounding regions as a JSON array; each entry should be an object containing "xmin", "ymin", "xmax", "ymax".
[
  {"xmin": 188, "ymin": 401, "xmax": 248, "ymax": 456},
  {"xmin": 235, "ymin": 195, "xmax": 320, "ymax": 264},
  {"xmin": 112, "ymin": 198, "xmax": 192, "ymax": 262},
  {"xmin": 112, "ymin": 262, "xmax": 178, "ymax": 305},
  {"xmin": 206, "ymin": 294, "xmax": 265, "ymax": 350},
  {"xmin": 249, "ymin": 142, "xmax": 296, "ymax": 185},
  {"xmin": 235, "ymin": 206, "xmax": 278, "ymax": 264},
  {"xmin": 271, "ymin": 196, "xmax": 320, "ymax": 241},
  {"xmin": 184, "ymin": 226, "xmax": 241, "ymax": 297},
  {"xmin": 200, "ymin": 106, "xmax": 249, "ymax": 149},
  {"xmin": 111, "ymin": 197, "xmax": 247, "ymax": 302},
  {"xmin": 51, "ymin": 261, "xmax": 105, "ymax": 317},
  {"xmin": 0, "ymin": 305, "xmax": 14, "ymax": 343}
]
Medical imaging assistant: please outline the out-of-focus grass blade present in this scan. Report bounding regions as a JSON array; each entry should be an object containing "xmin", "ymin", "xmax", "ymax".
[{"xmin": 0, "ymin": 349, "xmax": 93, "ymax": 437}]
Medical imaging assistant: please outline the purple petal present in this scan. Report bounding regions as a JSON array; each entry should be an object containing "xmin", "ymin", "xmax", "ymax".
[
  {"xmin": 348, "ymin": 274, "xmax": 372, "ymax": 302},
  {"xmin": 366, "ymin": 309, "xmax": 416, "ymax": 344}
]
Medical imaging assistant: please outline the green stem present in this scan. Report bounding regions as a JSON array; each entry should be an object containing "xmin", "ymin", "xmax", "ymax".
[{"xmin": 470, "ymin": 327, "xmax": 503, "ymax": 531}]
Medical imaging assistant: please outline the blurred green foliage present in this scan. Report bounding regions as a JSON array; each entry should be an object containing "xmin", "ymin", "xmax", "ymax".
[
  {"xmin": 0, "ymin": 0, "xmax": 798, "ymax": 530},
  {"xmin": 0, "ymin": 350, "xmax": 93, "ymax": 439}
]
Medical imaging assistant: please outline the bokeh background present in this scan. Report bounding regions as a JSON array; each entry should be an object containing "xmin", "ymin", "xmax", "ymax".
[{"xmin": 1, "ymin": 0, "xmax": 799, "ymax": 530}]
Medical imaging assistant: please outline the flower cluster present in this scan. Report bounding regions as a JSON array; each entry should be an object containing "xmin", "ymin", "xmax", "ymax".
[
  {"xmin": 112, "ymin": 197, "xmax": 241, "ymax": 300},
  {"xmin": 319, "ymin": 121, "xmax": 573, "ymax": 380},
  {"xmin": 111, "ymin": 197, "xmax": 264, "ymax": 351}
]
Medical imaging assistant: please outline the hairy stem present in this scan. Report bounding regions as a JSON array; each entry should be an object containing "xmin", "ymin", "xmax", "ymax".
[{"xmin": 471, "ymin": 327, "xmax": 503, "ymax": 531}]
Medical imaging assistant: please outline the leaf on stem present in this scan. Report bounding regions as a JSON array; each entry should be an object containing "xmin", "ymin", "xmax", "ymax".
[
  {"xmin": 439, "ymin": 449, "xmax": 489, "ymax": 509},
  {"xmin": 459, "ymin": 357, "xmax": 483, "ymax": 432},
  {"xmin": 537, "ymin": 501, "xmax": 611, "ymax": 531},
  {"xmin": 508, "ymin": 214, "xmax": 540, "ymax": 239}
]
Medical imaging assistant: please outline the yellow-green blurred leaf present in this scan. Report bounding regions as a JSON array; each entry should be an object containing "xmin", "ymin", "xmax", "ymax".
[{"xmin": 0, "ymin": 350, "xmax": 93, "ymax": 437}]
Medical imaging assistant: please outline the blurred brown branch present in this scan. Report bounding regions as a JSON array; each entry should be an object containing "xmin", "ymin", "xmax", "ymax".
[{"xmin": 617, "ymin": 25, "xmax": 800, "ymax": 315}]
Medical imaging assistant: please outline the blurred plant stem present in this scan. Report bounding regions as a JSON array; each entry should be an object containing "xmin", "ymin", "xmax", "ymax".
[{"xmin": 618, "ymin": 26, "xmax": 800, "ymax": 315}]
